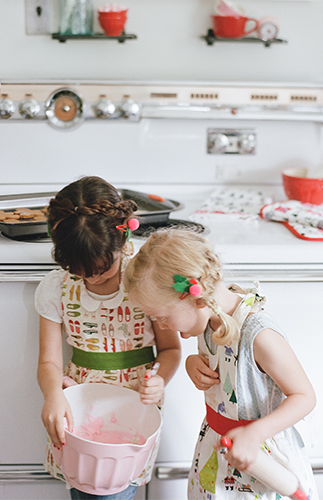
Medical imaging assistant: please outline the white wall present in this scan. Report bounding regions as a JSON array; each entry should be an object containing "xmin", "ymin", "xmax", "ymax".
[{"xmin": 1, "ymin": 0, "xmax": 323, "ymax": 83}]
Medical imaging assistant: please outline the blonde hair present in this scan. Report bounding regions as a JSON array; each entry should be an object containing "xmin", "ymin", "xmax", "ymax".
[{"xmin": 124, "ymin": 228, "xmax": 239, "ymax": 345}]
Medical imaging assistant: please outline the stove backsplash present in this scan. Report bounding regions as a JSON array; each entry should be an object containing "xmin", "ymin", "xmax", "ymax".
[{"xmin": 1, "ymin": 86, "xmax": 322, "ymax": 189}]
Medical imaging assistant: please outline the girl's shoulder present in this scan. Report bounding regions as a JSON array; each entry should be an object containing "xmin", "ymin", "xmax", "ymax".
[
  {"xmin": 240, "ymin": 311, "xmax": 287, "ymax": 350},
  {"xmin": 35, "ymin": 269, "xmax": 67, "ymax": 323},
  {"xmin": 37, "ymin": 268, "xmax": 67, "ymax": 290}
]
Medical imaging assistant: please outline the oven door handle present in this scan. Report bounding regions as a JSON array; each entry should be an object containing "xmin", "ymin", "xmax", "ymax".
[
  {"xmin": 0, "ymin": 270, "xmax": 54, "ymax": 282},
  {"xmin": 155, "ymin": 464, "xmax": 323, "ymax": 480},
  {"xmin": 224, "ymin": 266, "xmax": 323, "ymax": 282},
  {"xmin": 0, "ymin": 465, "xmax": 55, "ymax": 482}
]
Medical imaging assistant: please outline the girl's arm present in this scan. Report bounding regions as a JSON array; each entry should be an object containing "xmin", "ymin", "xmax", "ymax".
[
  {"xmin": 37, "ymin": 316, "xmax": 74, "ymax": 448},
  {"xmin": 223, "ymin": 328, "xmax": 316, "ymax": 471},
  {"xmin": 139, "ymin": 322, "xmax": 181, "ymax": 404}
]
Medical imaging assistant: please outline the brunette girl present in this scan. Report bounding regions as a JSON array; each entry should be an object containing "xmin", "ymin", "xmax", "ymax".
[{"xmin": 36, "ymin": 177, "xmax": 181, "ymax": 500}]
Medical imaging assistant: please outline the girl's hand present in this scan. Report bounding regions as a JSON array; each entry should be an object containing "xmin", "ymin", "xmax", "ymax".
[
  {"xmin": 218, "ymin": 425, "xmax": 260, "ymax": 472},
  {"xmin": 186, "ymin": 354, "xmax": 220, "ymax": 391},
  {"xmin": 139, "ymin": 371, "xmax": 165, "ymax": 405},
  {"xmin": 41, "ymin": 389, "xmax": 74, "ymax": 448}
]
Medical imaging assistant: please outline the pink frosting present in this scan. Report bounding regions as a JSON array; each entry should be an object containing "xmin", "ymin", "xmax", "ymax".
[{"xmin": 73, "ymin": 414, "xmax": 145, "ymax": 445}]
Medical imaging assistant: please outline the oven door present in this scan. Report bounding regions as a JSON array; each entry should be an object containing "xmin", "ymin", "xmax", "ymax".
[
  {"xmin": 147, "ymin": 268, "xmax": 323, "ymax": 500},
  {"xmin": 0, "ymin": 270, "xmax": 149, "ymax": 500},
  {"xmin": 0, "ymin": 269, "xmax": 71, "ymax": 499},
  {"xmin": 226, "ymin": 267, "xmax": 323, "ymax": 496}
]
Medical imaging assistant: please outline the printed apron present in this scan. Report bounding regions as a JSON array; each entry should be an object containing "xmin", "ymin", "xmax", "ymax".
[
  {"xmin": 44, "ymin": 271, "xmax": 159, "ymax": 488},
  {"xmin": 187, "ymin": 289, "xmax": 315, "ymax": 500}
]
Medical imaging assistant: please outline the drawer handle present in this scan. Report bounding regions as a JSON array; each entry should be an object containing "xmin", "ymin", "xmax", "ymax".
[{"xmin": 155, "ymin": 466, "xmax": 190, "ymax": 480}]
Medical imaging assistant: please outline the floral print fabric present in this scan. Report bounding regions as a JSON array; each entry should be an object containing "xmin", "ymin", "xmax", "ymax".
[{"xmin": 260, "ymin": 200, "xmax": 323, "ymax": 240}]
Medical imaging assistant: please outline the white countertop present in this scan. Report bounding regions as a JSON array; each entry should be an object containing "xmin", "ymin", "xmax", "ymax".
[{"xmin": 0, "ymin": 183, "xmax": 322, "ymax": 267}]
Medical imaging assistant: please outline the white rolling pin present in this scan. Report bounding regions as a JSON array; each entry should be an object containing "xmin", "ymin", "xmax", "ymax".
[{"xmin": 220, "ymin": 437, "xmax": 307, "ymax": 500}]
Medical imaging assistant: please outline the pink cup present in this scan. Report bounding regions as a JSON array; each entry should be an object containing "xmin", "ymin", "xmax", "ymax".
[{"xmin": 212, "ymin": 15, "xmax": 258, "ymax": 39}]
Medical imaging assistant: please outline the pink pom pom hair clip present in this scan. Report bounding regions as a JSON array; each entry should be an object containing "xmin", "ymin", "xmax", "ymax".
[
  {"xmin": 172, "ymin": 274, "xmax": 202, "ymax": 300},
  {"xmin": 116, "ymin": 218, "xmax": 140, "ymax": 240}
]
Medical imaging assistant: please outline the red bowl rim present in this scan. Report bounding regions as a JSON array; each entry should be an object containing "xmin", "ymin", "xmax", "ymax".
[{"xmin": 98, "ymin": 9, "xmax": 128, "ymax": 14}]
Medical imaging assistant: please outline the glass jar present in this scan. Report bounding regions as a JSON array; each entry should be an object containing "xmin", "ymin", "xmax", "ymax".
[{"xmin": 60, "ymin": 0, "xmax": 94, "ymax": 35}]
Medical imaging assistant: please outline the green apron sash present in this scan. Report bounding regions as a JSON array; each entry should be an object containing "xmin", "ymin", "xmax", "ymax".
[{"xmin": 72, "ymin": 345, "xmax": 155, "ymax": 370}]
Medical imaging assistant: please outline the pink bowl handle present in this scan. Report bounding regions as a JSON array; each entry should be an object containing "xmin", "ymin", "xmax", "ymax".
[{"xmin": 244, "ymin": 18, "xmax": 258, "ymax": 36}]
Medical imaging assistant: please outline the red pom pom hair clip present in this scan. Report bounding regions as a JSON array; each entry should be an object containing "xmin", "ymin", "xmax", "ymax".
[
  {"xmin": 189, "ymin": 280, "xmax": 202, "ymax": 297},
  {"xmin": 172, "ymin": 274, "xmax": 202, "ymax": 300},
  {"xmin": 116, "ymin": 218, "xmax": 140, "ymax": 232},
  {"xmin": 116, "ymin": 218, "xmax": 140, "ymax": 240}
]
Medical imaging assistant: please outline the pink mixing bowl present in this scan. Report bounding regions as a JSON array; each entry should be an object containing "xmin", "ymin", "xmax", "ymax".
[
  {"xmin": 282, "ymin": 167, "xmax": 323, "ymax": 205},
  {"xmin": 52, "ymin": 383, "xmax": 162, "ymax": 495}
]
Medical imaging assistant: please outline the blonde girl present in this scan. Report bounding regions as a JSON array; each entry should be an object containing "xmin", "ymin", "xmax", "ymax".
[{"xmin": 124, "ymin": 228, "xmax": 318, "ymax": 500}]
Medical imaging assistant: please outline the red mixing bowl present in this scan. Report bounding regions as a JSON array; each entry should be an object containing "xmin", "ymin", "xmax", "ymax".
[
  {"xmin": 99, "ymin": 12, "xmax": 127, "ymax": 36},
  {"xmin": 98, "ymin": 11, "xmax": 127, "ymax": 36},
  {"xmin": 282, "ymin": 167, "xmax": 323, "ymax": 205}
]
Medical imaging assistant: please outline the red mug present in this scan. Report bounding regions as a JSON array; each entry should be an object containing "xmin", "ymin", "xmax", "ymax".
[{"xmin": 212, "ymin": 15, "xmax": 258, "ymax": 39}]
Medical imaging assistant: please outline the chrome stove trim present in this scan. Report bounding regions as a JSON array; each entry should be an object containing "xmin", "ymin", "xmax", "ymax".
[{"xmin": 1, "ymin": 82, "xmax": 323, "ymax": 123}]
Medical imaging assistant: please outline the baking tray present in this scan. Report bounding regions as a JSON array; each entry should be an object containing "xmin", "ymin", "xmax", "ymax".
[
  {"xmin": 0, "ymin": 190, "xmax": 183, "ymax": 240},
  {"xmin": 0, "ymin": 192, "xmax": 53, "ymax": 239},
  {"xmin": 119, "ymin": 189, "xmax": 183, "ymax": 224}
]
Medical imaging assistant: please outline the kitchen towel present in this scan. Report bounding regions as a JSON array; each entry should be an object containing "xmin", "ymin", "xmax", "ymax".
[
  {"xmin": 260, "ymin": 200, "xmax": 323, "ymax": 241},
  {"xmin": 189, "ymin": 187, "xmax": 273, "ymax": 223}
]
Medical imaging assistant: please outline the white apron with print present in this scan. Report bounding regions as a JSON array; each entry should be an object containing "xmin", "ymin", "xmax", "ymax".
[
  {"xmin": 187, "ymin": 290, "xmax": 317, "ymax": 500},
  {"xmin": 44, "ymin": 268, "xmax": 159, "ymax": 489}
]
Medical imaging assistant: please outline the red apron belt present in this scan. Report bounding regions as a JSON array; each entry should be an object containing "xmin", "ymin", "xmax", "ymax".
[{"xmin": 206, "ymin": 403, "xmax": 253, "ymax": 435}]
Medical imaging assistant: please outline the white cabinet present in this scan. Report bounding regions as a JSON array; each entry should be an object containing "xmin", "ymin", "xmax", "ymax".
[
  {"xmin": 236, "ymin": 279, "xmax": 323, "ymax": 498},
  {"xmin": 0, "ymin": 276, "xmax": 148, "ymax": 500},
  {"xmin": 259, "ymin": 281, "xmax": 323, "ymax": 467}
]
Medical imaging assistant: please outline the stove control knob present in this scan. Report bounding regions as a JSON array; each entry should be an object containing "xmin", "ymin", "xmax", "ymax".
[
  {"xmin": 0, "ymin": 98, "xmax": 15, "ymax": 119},
  {"xmin": 92, "ymin": 98, "xmax": 122, "ymax": 119},
  {"xmin": 19, "ymin": 98, "xmax": 41, "ymax": 119},
  {"xmin": 121, "ymin": 99, "xmax": 141, "ymax": 120},
  {"xmin": 208, "ymin": 132, "xmax": 230, "ymax": 154},
  {"xmin": 238, "ymin": 132, "xmax": 256, "ymax": 154}
]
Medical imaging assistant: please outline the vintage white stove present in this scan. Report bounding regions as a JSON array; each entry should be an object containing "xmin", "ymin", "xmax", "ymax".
[{"xmin": 0, "ymin": 81, "xmax": 322, "ymax": 499}]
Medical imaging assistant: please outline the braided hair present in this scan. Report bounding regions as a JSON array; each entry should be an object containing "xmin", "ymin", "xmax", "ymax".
[
  {"xmin": 124, "ymin": 228, "xmax": 239, "ymax": 345},
  {"xmin": 48, "ymin": 176, "xmax": 137, "ymax": 278}
]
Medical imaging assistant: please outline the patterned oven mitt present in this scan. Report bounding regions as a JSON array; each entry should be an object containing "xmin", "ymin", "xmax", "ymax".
[{"xmin": 260, "ymin": 200, "xmax": 323, "ymax": 240}]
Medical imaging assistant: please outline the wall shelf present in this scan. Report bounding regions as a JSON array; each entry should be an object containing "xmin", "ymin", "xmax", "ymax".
[
  {"xmin": 52, "ymin": 32, "xmax": 137, "ymax": 43},
  {"xmin": 202, "ymin": 29, "xmax": 287, "ymax": 47}
]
